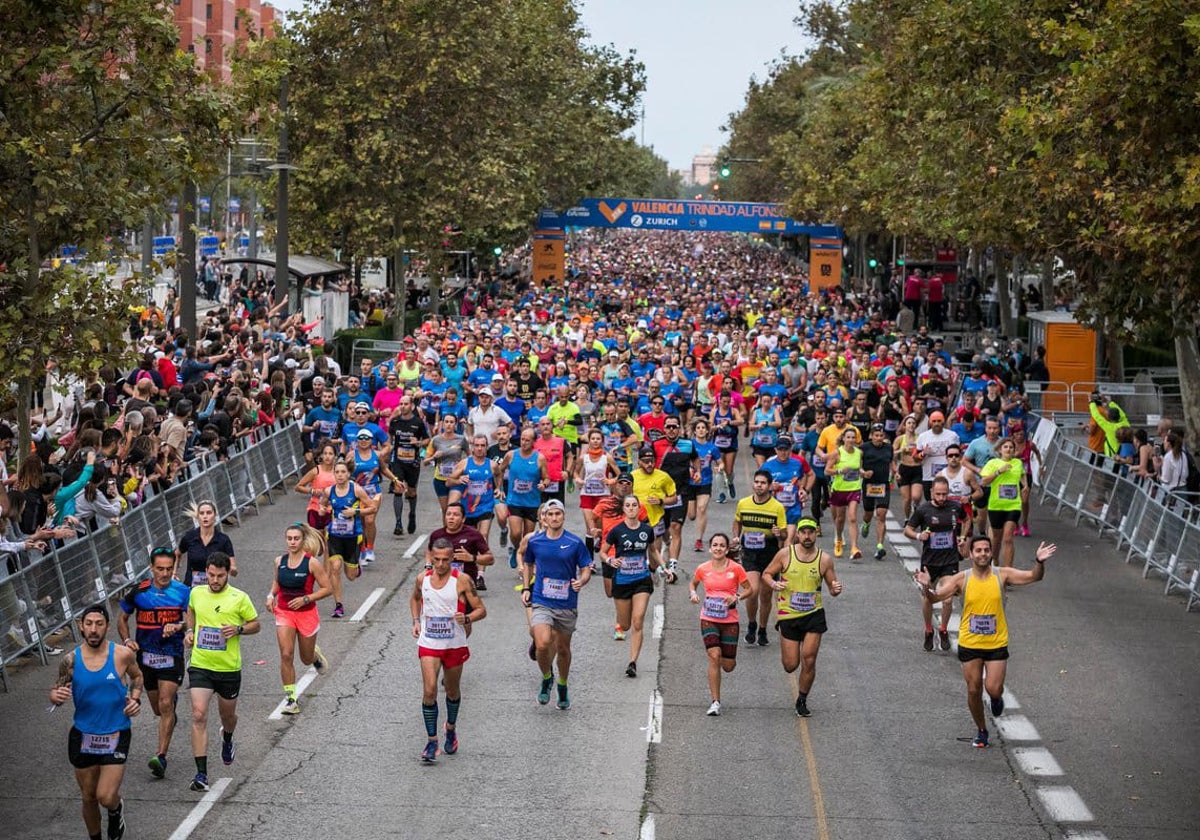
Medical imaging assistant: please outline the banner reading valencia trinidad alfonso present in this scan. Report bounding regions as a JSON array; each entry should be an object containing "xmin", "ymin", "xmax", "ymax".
[{"xmin": 541, "ymin": 199, "xmax": 841, "ymax": 239}]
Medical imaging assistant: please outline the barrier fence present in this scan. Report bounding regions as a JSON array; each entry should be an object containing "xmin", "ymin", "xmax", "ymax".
[
  {"xmin": 0, "ymin": 421, "xmax": 305, "ymax": 689},
  {"xmin": 1034, "ymin": 413, "xmax": 1200, "ymax": 611}
]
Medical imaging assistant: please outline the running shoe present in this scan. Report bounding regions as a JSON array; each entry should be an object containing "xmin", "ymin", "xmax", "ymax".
[
  {"xmin": 499, "ymin": 529, "xmax": 508, "ymax": 547},
  {"xmin": 613, "ymin": 625, "xmax": 626, "ymax": 641},
  {"xmin": 313, "ymin": 646, "xmax": 329, "ymax": 674},
  {"xmin": 972, "ymin": 728, "xmax": 989, "ymax": 748},
  {"xmin": 107, "ymin": 799, "xmax": 125, "ymax": 840},
  {"xmin": 189, "ymin": 772, "xmax": 210, "ymax": 792},
  {"xmin": 717, "ymin": 492, "xmax": 727, "ymax": 504},
  {"xmin": 556, "ymin": 683, "xmax": 570, "ymax": 710},
  {"xmin": 407, "ymin": 518, "xmax": 417, "ymax": 535},
  {"xmin": 566, "ymin": 477, "xmax": 576, "ymax": 494},
  {"xmin": 281, "ymin": 697, "xmax": 300, "ymax": 715},
  {"xmin": 874, "ymin": 545, "xmax": 886, "ymax": 561},
  {"xmin": 538, "ymin": 675, "xmax": 553, "ymax": 705},
  {"xmin": 795, "ymin": 697, "xmax": 811, "ymax": 717},
  {"xmin": 860, "ymin": 520, "xmax": 870, "ymax": 538},
  {"xmin": 220, "ymin": 728, "xmax": 235, "ymax": 765},
  {"xmin": 1022, "ymin": 525, "xmax": 1032, "ymax": 537},
  {"xmin": 745, "ymin": 622, "xmax": 758, "ymax": 645},
  {"xmin": 850, "ymin": 547, "xmax": 863, "ymax": 560},
  {"xmin": 393, "ymin": 525, "xmax": 404, "ymax": 536},
  {"xmin": 706, "ymin": 700, "xmax": 722, "ymax": 716},
  {"xmin": 421, "ymin": 740, "xmax": 439, "ymax": 763},
  {"xmin": 625, "ymin": 661, "xmax": 637, "ymax": 678},
  {"xmin": 361, "ymin": 548, "xmax": 375, "ymax": 564},
  {"xmin": 444, "ymin": 726, "xmax": 459, "ymax": 755},
  {"xmin": 923, "ymin": 630, "xmax": 934, "ymax": 652},
  {"xmin": 148, "ymin": 754, "xmax": 167, "ymax": 779},
  {"xmin": 757, "ymin": 628, "xmax": 768, "ymax": 647},
  {"xmin": 332, "ymin": 602, "xmax": 345, "ymax": 618},
  {"xmin": 834, "ymin": 539, "xmax": 844, "ymax": 558},
  {"xmin": 475, "ymin": 575, "xmax": 487, "ymax": 592},
  {"xmin": 990, "ymin": 695, "xmax": 1005, "ymax": 718},
  {"xmin": 938, "ymin": 630, "xmax": 951, "ymax": 651},
  {"xmin": 667, "ymin": 560, "xmax": 678, "ymax": 583},
  {"xmin": 508, "ymin": 547, "xmax": 518, "ymax": 569},
  {"xmin": 728, "ymin": 483, "xmax": 736, "ymax": 497},
  {"xmin": 694, "ymin": 539, "xmax": 704, "ymax": 552}
]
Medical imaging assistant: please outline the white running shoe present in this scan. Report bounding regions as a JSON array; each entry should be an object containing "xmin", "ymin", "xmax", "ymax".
[{"xmin": 706, "ymin": 701, "xmax": 722, "ymax": 716}]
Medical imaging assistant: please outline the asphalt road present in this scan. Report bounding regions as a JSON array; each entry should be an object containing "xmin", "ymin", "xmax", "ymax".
[{"xmin": 0, "ymin": 459, "xmax": 1196, "ymax": 840}]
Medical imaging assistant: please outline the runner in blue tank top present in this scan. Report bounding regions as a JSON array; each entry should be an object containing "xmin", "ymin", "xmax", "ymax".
[{"xmin": 49, "ymin": 605, "xmax": 144, "ymax": 840}]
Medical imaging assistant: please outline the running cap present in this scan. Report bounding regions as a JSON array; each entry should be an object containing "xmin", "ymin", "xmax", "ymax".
[
  {"xmin": 542, "ymin": 499, "xmax": 565, "ymax": 512},
  {"xmin": 356, "ymin": 429, "xmax": 374, "ymax": 440},
  {"xmin": 616, "ymin": 472, "xmax": 634, "ymax": 483},
  {"xmin": 797, "ymin": 518, "xmax": 819, "ymax": 531}
]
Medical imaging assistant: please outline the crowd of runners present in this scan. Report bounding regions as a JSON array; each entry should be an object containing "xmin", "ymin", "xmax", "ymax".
[{"xmin": 45, "ymin": 230, "xmax": 1058, "ymax": 839}]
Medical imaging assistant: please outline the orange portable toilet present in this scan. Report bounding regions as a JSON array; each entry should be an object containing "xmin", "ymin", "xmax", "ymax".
[{"xmin": 1026, "ymin": 311, "xmax": 1098, "ymax": 414}]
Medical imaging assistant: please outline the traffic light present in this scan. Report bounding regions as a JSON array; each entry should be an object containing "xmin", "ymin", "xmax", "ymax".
[
  {"xmin": 896, "ymin": 256, "xmax": 905, "ymax": 266},
  {"xmin": 492, "ymin": 246, "xmax": 502, "ymax": 257},
  {"xmin": 719, "ymin": 161, "xmax": 731, "ymax": 178},
  {"xmin": 868, "ymin": 259, "xmax": 878, "ymax": 269}
]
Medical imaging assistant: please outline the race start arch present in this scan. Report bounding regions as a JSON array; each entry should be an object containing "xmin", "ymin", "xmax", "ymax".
[{"xmin": 532, "ymin": 198, "xmax": 843, "ymax": 289}]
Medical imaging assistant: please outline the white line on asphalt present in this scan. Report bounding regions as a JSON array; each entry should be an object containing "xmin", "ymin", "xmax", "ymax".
[
  {"xmin": 901, "ymin": 559, "xmax": 920, "ymax": 574},
  {"xmin": 995, "ymin": 714, "xmax": 1041, "ymax": 741},
  {"xmin": 646, "ymin": 690, "xmax": 663, "ymax": 743},
  {"xmin": 350, "ymin": 587, "xmax": 386, "ymax": 622},
  {"xmin": 1002, "ymin": 687, "xmax": 1021, "ymax": 709},
  {"xmin": 638, "ymin": 814, "xmax": 656, "ymax": 840},
  {"xmin": 652, "ymin": 604, "xmax": 664, "ymax": 639},
  {"xmin": 895, "ymin": 545, "xmax": 920, "ymax": 558},
  {"xmin": 403, "ymin": 533, "xmax": 428, "ymax": 558},
  {"xmin": 167, "ymin": 776, "xmax": 231, "ymax": 840},
  {"xmin": 1063, "ymin": 831, "xmax": 1108, "ymax": 840},
  {"xmin": 1012, "ymin": 746, "xmax": 1064, "ymax": 776},
  {"xmin": 1036, "ymin": 786, "xmax": 1095, "ymax": 822},
  {"xmin": 267, "ymin": 668, "xmax": 316, "ymax": 720}
]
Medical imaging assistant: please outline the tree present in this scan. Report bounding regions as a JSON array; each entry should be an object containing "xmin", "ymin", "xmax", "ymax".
[
  {"xmin": 0, "ymin": 0, "xmax": 228, "ymax": 460},
  {"xmin": 285, "ymin": 0, "xmax": 644, "ymax": 337}
]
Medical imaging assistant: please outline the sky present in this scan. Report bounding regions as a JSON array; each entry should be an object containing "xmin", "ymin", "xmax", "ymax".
[{"xmin": 263, "ymin": 0, "xmax": 811, "ymax": 172}]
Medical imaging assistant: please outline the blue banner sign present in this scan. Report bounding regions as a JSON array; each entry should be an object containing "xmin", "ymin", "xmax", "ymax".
[
  {"xmin": 539, "ymin": 199, "xmax": 840, "ymax": 238},
  {"xmin": 228, "ymin": 197, "xmax": 241, "ymax": 213},
  {"xmin": 199, "ymin": 235, "xmax": 220, "ymax": 256},
  {"xmin": 152, "ymin": 236, "xmax": 175, "ymax": 256}
]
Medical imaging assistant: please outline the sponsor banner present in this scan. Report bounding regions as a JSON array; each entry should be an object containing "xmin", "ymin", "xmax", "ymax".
[{"xmin": 539, "ymin": 199, "xmax": 840, "ymax": 238}]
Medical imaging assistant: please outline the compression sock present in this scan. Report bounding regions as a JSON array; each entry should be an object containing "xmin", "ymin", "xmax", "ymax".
[
  {"xmin": 393, "ymin": 494, "xmax": 405, "ymax": 520},
  {"xmin": 422, "ymin": 702, "xmax": 439, "ymax": 738},
  {"xmin": 924, "ymin": 623, "xmax": 934, "ymax": 633},
  {"xmin": 585, "ymin": 536, "xmax": 595, "ymax": 555},
  {"xmin": 195, "ymin": 756, "xmax": 207, "ymax": 775},
  {"xmin": 283, "ymin": 683, "xmax": 296, "ymax": 700},
  {"xmin": 445, "ymin": 696, "xmax": 461, "ymax": 726}
]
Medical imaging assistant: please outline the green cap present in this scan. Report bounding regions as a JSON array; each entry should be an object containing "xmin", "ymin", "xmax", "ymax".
[{"xmin": 797, "ymin": 518, "xmax": 818, "ymax": 531}]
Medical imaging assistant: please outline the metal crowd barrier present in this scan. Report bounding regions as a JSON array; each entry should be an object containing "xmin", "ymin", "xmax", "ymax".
[
  {"xmin": 1034, "ymin": 413, "xmax": 1200, "ymax": 611},
  {"xmin": 0, "ymin": 421, "xmax": 305, "ymax": 689}
]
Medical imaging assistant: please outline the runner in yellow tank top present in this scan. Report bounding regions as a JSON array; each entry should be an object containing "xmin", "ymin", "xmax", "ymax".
[
  {"xmin": 915, "ymin": 534, "xmax": 1056, "ymax": 748},
  {"xmin": 762, "ymin": 518, "xmax": 842, "ymax": 717}
]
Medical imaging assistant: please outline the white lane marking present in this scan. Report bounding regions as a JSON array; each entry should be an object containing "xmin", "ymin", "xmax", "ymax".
[
  {"xmin": 652, "ymin": 604, "xmax": 664, "ymax": 639},
  {"xmin": 1012, "ymin": 746, "xmax": 1064, "ymax": 777},
  {"xmin": 1064, "ymin": 831, "xmax": 1108, "ymax": 840},
  {"xmin": 350, "ymin": 587, "xmax": 386, "ymax": 622},
  {"xmin": 1036, "ymin": 786, "xmax": 1095, "ymax": 822},
  {"xmin": 895, "ymin": 545, "xmax": 920, "ymax": 559},
  {"xmin": 995, "ymin": 714, "xmax": 1041, "ymax": 741},
  {"xmin": 403, "ymin": 533, "xmax": 428, "ymax": 557},
  {"xmin": 267, "ymin": 668, "xmax": 317, "ymax": 720},
  {"xmin": 646, "ymin": 690, "xmax": 663, "ymax": 743},
  {"xmin": 902, "ymin": 559, "xmax": 920, "ymax": 574},
  {"xmin": 167, "ymin": 776, "xmax": 232, "ymax": 840},
  {"xmin": 1002, "ymin": 687, "xmax": 1021, "ymax": 709},
  {"xmin": 638, "ymin": 814, "xmax": 656, "ymax": 840}
]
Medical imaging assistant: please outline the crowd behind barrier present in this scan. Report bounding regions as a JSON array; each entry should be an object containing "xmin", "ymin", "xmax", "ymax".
[
  {"xmin": 0, "ymin": 421, "xmax": 304, "ymax": 687},
  {"xmin": 1034, "ymin": 413, "xmax": 1200, "ymax": 610}
]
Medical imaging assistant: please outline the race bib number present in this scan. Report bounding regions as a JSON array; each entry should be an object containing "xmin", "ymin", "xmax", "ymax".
[
  {"xmin": 397, "ymin": 446, "xmax": 417, "ymax": 461},
  {"xmin": 701, "ymin": 596, "xmax": 729, "ymax": 620},
  {"xmin": 789, "ymin": 591, "xmax": 817, "ymax": 613},
  {"xmin": 142, "ymin": 652, "xmax": 174, "ymax": 670},
  {"xmin": 929, "ymin": 530, "xmax": 955, "ymax": 550},
  {"xmin": 583, "ymin": 477, "xmax": 607, "ymax": 495},
  {"xmin": 777, "ymin": 487, "xmax": 797, "ymax": 506},
  {"xmin": 743, "ymin": 531, "xmax": 766, "ymax": 550},
  {"xmin": 196, "ymin": 626, "xmax": 226, "ymax": 651},
  {"xmin": 929, "ymin": 462, "xmax": 947, "ymax": 476},
  {"xmin": 619, "ymin": 555, "xmax": 648, "ymax": 576},
  {"xmin": 841, "ymin": 469, "xmax": 860, "ymax": 482},
  {"xmin": 80, "ymin": 732, "xmax": 120, "ymax": 755},
  {"xmin": 542, "ymin": 578, "xmax": 571, "ymax": 600},
  {"xmin": 998, "ymin": 484, "xmax": 1019, "ymax": 500},
  {"xmin": 467, "ymin": 480, "xmax": 488, "ymax": 497},
  {"xmin": 664, "ymin": 496, "xmax": 683, "ymax": 509},
  {"xmin": 329, "ymin": 515, "xmax": 355, "ymax": 537},
  {"xmin": 190, "ymin": 570, "xmax": 207, "ymax": 587},
  {"xmin": 451, "ymin": 561, "xmax": 464, "ymax": 574},
  {"xmin": 866, "ymin": 483, "xmax": 886, "ymax": 498},
  {"xmin": 885, "ymin": 419, "xmax": 899, "ymax": 432},
  {"xmin": 714, "ymin": 434, "xmax": 732, "ymax": 448},
  {"xmin": 969, "ymin": 614, "xmax": 997, "ymax": 635},
  {"xmin": 513, "ymin": 479, "xmax": 534, "ymax": 494},
  {"xmin": 424, "ymin": 615, "xmax": 455, "ymax": 640},
  {"xmin": 752, "ymin": 430, "xmax": 776, "ymax": 448},
  {"xmin": 544, "ymin": 481, "xmax": 561, "ymax": 493},
  {"xmin": 812, "ymin": 453, "xmax": 826, "ymax": 468}
]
